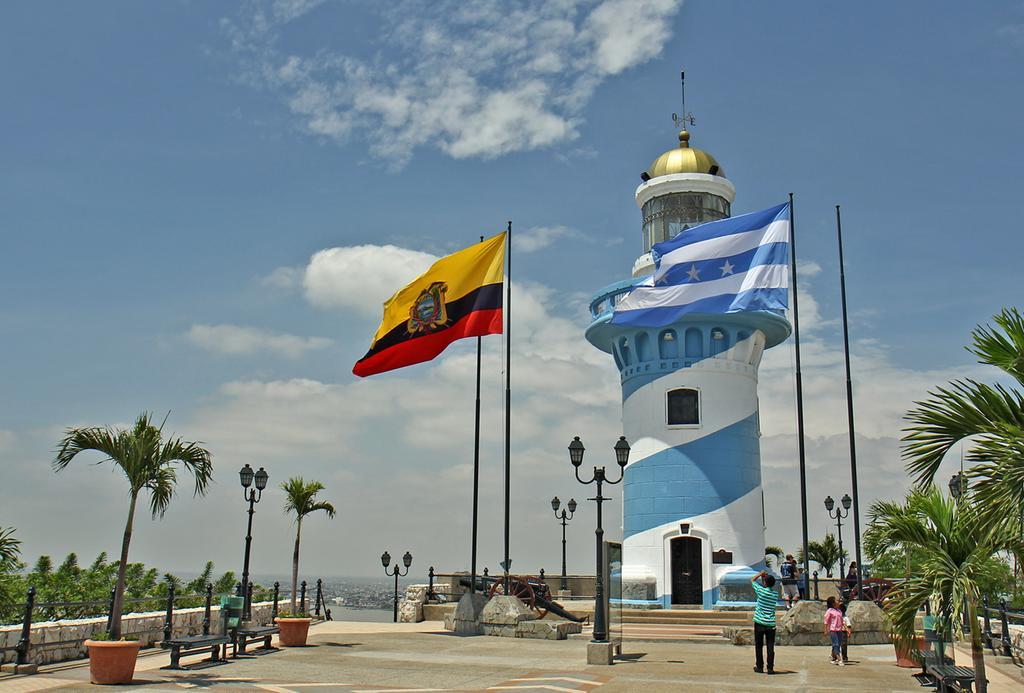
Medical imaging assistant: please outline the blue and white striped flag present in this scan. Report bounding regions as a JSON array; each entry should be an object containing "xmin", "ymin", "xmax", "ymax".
[{"xmin": 611, "ymin": 202, "xmax": 790, "ymax": 327}]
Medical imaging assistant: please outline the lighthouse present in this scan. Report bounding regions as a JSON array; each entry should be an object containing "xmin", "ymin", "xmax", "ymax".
[{"xmin": 585, "ymin": 128, "xmax": 791, "ymax": 608}]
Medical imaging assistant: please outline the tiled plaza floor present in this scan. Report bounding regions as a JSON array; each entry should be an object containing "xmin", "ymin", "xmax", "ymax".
[{"xmin": 0, "ymin": 620, "xmax": 1016, "ymax": 692}]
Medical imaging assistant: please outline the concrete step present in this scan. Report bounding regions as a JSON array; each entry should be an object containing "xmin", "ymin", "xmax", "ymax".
[{"xmin": 579, "ymin": 623, "xmax": 731, "ymax": 644}]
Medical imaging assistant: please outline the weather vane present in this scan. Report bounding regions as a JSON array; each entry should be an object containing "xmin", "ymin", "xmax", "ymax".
[{"xmin": 672, "ymin": 69, "xmax": 695, "ymax": 130}]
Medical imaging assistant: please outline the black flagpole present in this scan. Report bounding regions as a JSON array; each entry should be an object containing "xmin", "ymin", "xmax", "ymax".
[
  {"xmin": 470, "ymin": 236, "xmax": 484, "ymax": 594},
  {"xmin": 836, "ymin": 205, "xmax": 864, "ymax": 599},
  {"xmin": 502, "ymin": 220, "xmax": 512, "ymax": 595},
  {"xmin": 788, "ymin": 193, "xmax": 811, "ymax": 590}
]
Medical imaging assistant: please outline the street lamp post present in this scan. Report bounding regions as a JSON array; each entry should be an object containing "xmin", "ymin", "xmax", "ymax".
[
  {"xmin": 382, "ymin": 550, "xmax": 412, "ymax": 623},
  {"xmin": 550, "ymin": 496, "xmax": 578, "ymax": 592},
  {"xmin": 824, "ymin": 493, "xmax": 852, "ymax": 579},
  {"xmin": 569, "ymin": 435, "xmax": 629, "ymax": 644},
  {"xmin": 239, "ymin": 464, "xmax": 268, "ymax": 621}
]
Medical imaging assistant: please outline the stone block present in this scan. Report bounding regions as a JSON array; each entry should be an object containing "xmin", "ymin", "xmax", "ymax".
[
  {"xmin": 724, "ymin": 627, "xmax": 753, "ymax": 645},
  {"xmin": 404, "ymin": 584, "xmax": 429, "ymax": 604},
  {"xmin": 480, "ymin": 595, "xmax": 536, "ymax": 627},
  {"xmin": 622, "ymin": 576, "xmax": 657, "ymax": 601},
  {"xmin": 398, "ymin": 600, "xmax": 423, "ymax": 623},
  {"xmin": 450, "ymin": 592, "xmax": 487, "ymax": 635},
  {"xmin": 515, "ymin": 620, "xmax": 583, "ymax": 640},
  {"xmin": 587, "ymin": 641, "xmax": 615, "ymax": 665}
]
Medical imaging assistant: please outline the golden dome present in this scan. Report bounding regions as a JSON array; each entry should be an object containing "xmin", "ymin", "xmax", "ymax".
[{"xmin": 647, "ymin": 130, "xmax": 725, "ymax": 179}]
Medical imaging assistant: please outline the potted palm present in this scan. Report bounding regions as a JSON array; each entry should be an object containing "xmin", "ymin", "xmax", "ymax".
[
  {"xmin": 54, "ymin": 413, "xmax": 212, "ymax": 684},
  {"xmin": 276, "ymin": 477, "xmax": 335, "ymax": 646},
  {"xmin": 867, "ymin": 487, "xmax": 1022, "ymax": 690}
]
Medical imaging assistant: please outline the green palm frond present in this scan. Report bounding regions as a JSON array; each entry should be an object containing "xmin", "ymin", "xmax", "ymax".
[
  {"xmin": 969, "ymin": 308, "xmax": 1024, "ymax": 385},
  {"xmin": 902, "ymin": 308, "xmax": 1024, "ymax": 523},
  {"xmin": 0, "ymin": 527, "xmax": 20, "ymax": 566},
  {"xmin": 281, "ymin": 477, "xmax": 336, "ymax": 520},
  {"xmin": 902, "ymin": 380, "xmax": 1024, "ymax": 486},
  {"xmin": 54, "ymin": 412, "xmax": 214, "ymax": 517}
]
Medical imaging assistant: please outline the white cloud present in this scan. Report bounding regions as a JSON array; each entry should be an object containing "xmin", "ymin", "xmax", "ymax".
[
  {"xmin": 517, "ymin": 225, "xmax": 584, "ymax": 253},
  {"xmin": 186, "ymin": 323, "xmax": 333, "ymax": 358},
  {"xmin": 261, "ymin": 265, "xmax": 302, "ymax": 289},
  {"xmin": 582, "ymin": 0, "xmax": 681, "ymax": 75},
  {"xmin": 223, "ymin": 0, "xmax": 685, "ymax": 166},
  {"xmin": 303, "ymin": 244, "xmax": 438, "ymax": 315},
  {"xmin": 0, "ymin": 430, "xmax": 15, "ymax": 451}
]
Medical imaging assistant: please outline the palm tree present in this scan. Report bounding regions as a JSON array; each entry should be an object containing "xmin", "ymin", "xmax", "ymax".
[
  {"xmin": 866, "ymin": 486, "xmax": 1024, "ymax": 693},
  {"xmin": 54, "ymin": 412, "xmax": 212, "ymax": 639},
  {"xmin": 903, "ymin": 309, "xmax": 1024, "ymax": 524},
  {"xmin": 799, "ymin": 534, "xmax": 847, "ymax": 577},
  {"xmin": 764, "ymin": 545, "xmax": 784, "ymax": 569},
  {"xmin": 281, "ymin": 477, "xmax": 335, "ymax": 613},
  {"xmin": 0, "ymin": 527, "xmax": 20, "ymax": 567}
]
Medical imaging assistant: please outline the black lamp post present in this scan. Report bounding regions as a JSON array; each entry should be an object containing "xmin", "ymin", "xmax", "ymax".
[
  {"xmin": 824, "ymin": 493, "xmax": 852, "ymax": 578},
  {"xmin": 949, "ymin": 472, "xmax": 968, "ymax": 502},
  {"xmin": 382, "ymin": 550, "xmax": 412, "ymax": 623},
  {"xmin": 569, "ymin": 435, "xmax": 629, "ymax": 644},
  {"xmin": 551, "ymin": 496, "xmax": 578, "ymax": 592},
  {"xmin": 239, "ymin": 464, "xmax": 268, "ymax": 620}
]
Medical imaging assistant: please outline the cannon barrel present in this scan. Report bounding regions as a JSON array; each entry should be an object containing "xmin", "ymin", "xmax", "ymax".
[{"xmin": 456, "ymin": 575, "xmax": 584, "ymax": 623}]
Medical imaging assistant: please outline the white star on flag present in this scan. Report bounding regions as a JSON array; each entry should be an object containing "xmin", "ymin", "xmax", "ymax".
[
  {"xmin": 721, "ymin": 260, "xmax": 735, "ymax": 276},
  {"xmin": 686, "ymin": 264, "xmax": 700, "ymax": 281}
]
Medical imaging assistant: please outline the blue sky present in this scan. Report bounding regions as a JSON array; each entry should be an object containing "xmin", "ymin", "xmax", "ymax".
[{"xmin": 2, "ymin": 0, "xmax": 1023, "ymax": 579}]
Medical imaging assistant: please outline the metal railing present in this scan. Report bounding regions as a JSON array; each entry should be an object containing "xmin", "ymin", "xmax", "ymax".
[
  {"xmin": 1, "ymin": 577, "xmax": 333, "ymax": 667},
  {"xmin": 980, "ymin": 597, "xmax": 1024, "ymax": 661}
]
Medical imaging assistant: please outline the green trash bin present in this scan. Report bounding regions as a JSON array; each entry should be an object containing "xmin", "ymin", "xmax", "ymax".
[{"xmin": 220, "ymin": 595, "xmax": 244, "ymax": 633}]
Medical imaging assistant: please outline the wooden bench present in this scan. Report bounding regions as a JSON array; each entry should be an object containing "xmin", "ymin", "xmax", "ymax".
[
  {"xmin": 926, "ymin": 662, "xmax": 975, "ymax": 692},
  {"xmin": 235, "ymin": 624, "xmax": 279, "ymax": 655},
  {"xmin": 219, "ymin": 597, "xmax": 281, "ymax": 657},
  {"xmin": 160, "ymin": 584, "xmax": 231, "ymax": 670}
]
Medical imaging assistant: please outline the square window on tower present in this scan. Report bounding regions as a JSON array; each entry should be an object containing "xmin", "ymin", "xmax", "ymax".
[{"xmin": 666, "ymin": 388, "xmax": 700, "ymax": 426}]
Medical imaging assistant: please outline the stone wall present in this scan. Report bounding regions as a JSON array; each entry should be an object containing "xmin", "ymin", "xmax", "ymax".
[
  {"xmin": 434, "ymin": 573, "xmax": 596, "ymax": 601},
  {"xmin": 0, "ymin": 602, "xmax": 274, "ymax": 667}
]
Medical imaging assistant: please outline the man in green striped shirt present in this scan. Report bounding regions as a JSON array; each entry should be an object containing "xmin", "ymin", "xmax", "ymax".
[{"xmin": 750, "ymin": 570, "xmax": 778, "ymax": 674}]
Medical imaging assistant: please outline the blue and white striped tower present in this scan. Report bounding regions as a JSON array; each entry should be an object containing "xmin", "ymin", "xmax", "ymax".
[{"xmin": 586, "ymin": 130, "xmax": 791, "ymax": 608}]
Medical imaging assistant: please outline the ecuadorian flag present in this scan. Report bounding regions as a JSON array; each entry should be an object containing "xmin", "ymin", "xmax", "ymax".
[{"xmin": 352, "ymin": 232, "xmax": 505, "ymax": 377}]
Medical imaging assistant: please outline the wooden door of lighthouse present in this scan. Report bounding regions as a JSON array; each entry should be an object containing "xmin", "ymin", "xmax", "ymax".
[{"xmin": 670, "ymin": 537, "xmax": 703, "ymax": 605}]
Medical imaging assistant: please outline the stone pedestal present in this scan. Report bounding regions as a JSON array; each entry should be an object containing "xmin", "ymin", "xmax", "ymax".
[
  {"xmin": 479, "ymin": 595, "xmax": 536, "ymax": 638},
  {"xmin": 621, "ymin": 576, "xmax": 657, "ymax": 603},
  {"xmin": 775, "ymin": 600, "xmax": 826, "ymax": 645},
  {"xmin": 587, "ymin": 641, "xmax": 616, "ymax": 665},
  {"xmin": 398, "ymin": 600, "xmax": 423, "ymax": 623},
  {"xmin": 447, "ymin": 592, "xmax": 487, "ymax": 635},
  {"xmin": 774, "ymin": 600, "xmax": 890, "ymax": 645},
  {"xmin": 717, "ymin": 567, "xmax": 773, "ymax": 608}
]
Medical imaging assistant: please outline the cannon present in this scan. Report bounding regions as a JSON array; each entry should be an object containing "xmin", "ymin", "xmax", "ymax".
[{"xmin": 457, "ymin": 575, "xmax": 585, "ymax": 623}]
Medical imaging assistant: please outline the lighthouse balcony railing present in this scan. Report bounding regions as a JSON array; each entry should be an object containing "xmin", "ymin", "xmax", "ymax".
[{"xmin": 589, "ymin": 278, "xmax": 648, "ymax": 321}]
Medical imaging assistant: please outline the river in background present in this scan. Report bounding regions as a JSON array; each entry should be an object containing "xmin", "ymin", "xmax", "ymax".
[{"xmin": 324, "ymin": 606, "xmax": 393, "ymax": 622}]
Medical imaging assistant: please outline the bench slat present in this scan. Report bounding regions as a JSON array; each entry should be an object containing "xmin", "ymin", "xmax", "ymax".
[{"xmin": 163, "ymin": 635, "xmax": 230, "ymax": 649}]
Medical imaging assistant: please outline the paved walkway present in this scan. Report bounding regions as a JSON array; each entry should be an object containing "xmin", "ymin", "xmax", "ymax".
[{"xmin": 0, "ymin": 620, "xmax": 983, "ymax": 692}]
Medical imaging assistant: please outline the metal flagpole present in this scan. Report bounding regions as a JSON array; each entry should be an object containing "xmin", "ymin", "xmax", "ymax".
[
  {"xmin": 502, "ymin": 221, "xmax": 512, "ymax": 595},
  {"xmin": 470, "ymin": 236, "xmax": 484, "ymax": 594},
  {"xmin": 788, "ymin": 193, "xmax": 812, "ymax": 591},
  {"xmin": 836, "ymin": 205, "xmax": 864, "ymax": 599}
]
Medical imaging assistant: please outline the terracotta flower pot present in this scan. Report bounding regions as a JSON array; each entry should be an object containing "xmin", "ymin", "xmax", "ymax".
[
  {"xmin": 85, "ymin": 639, "xmax": 142, "ymax": 684},
  {"xmin": 275, "ymin": 617, "xmax": 313, "ymax": 647},
  {"xmin": 894, "ymin": 636, "xmax": 927, "ymax": 668}
]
